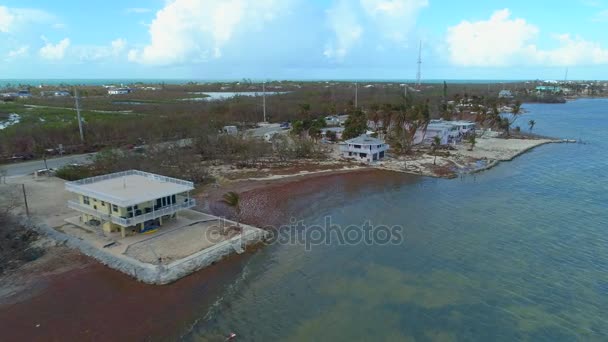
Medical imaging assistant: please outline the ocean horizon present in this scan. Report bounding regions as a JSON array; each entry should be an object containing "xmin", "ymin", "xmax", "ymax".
[{"xmin": 0, "ymin": 78, "xmax": 568, "ymax": 87}]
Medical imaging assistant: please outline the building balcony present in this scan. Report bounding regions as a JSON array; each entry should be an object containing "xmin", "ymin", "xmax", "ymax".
[
  {"xmin": 67, "ymin": 199, "xmax": 196, "ymax": 227},
  {"xmin": 339, "ymin": 146, "xmax": 388, "ymax": 154}
]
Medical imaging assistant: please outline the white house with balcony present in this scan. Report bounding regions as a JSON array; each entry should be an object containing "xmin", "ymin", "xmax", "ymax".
[
  {"xmin": 340, "ymin": 134, "xmax": 389, "ymax": 163},
  {"xmin": 65, "ymin": 170, "xmax": 196, "ymax": 238}
]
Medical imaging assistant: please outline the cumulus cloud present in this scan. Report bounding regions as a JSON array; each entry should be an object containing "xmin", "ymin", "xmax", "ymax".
[
  {"xmin": 324, "ymin": 0, "xmax": 363, "ymax": 60},
  {"xmin": 446, "ymin": 9, "xmax": 608, "ymax": 67},
  {"xmin": 0, "ymin": 6, "xmax": 56, "ymax": 33},
  {"xmin": 0, "ymin": 6, "xmax": 15, "ymax": 33},
  {"xmin": 324, "ymin": 0, "xmax": 427, "ymax": 61},
  {"xmin": 360, "ymin": 0, "xmax": 428, "ymax": 42},
  {"xmin": 39, "ymin": 37, "xmax": 70, "ymax": 60},
  {"xmin": 6, "ymin": 45, "xmax": 29, "ymax": 59},
  {"xmin": 76, "ymin": 38, "xmax": 128, "ymax": 61},
  {"xmin": 128, "ymin": 0, "xmax": 292, "ymax": 65}
]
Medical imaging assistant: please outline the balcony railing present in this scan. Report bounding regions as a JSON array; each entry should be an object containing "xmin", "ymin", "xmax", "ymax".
[
  {"xmin": 67, "ymin": 199, "xmax": 196, "ymax": 227},
  {"xmin": 65, "ymin": 170, "xmax": 195, "ymax": 207},
  {"xmin": 339, "ymin": 145, "xmax": 388, "ymax": 154}
]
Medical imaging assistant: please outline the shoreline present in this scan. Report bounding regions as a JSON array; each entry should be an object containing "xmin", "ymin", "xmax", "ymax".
[{"xmin": 0, "ymin": 136, "xmax": 572, "ymax": 340}]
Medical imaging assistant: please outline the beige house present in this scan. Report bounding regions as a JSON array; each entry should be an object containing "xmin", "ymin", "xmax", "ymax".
[{"xmin": 65, "ymin": 170, "xmax": 195, "ymax": 237}]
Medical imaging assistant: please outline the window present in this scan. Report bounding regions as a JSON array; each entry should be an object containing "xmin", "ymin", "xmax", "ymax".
[
  {"xmin": 112, "ymin": 205, "xmax": 118, "ymax": 213},
  {"xmin": 172, "ymin": 195, "xmax": 176, "ymax": 204},
  {"xmin": 127, "ymin": 206, "xmax": 133, "ymax": 212},
  {"xmin": 93, "ymin": 205, "xmax": 97, "ymax": 210},
  {"xmin": 354, "ymin": 144, "xmax": 361, "ymax": 149},
  {"xmin": 101, "ymin": 201, "xmax": 105, "ymax": 206},
  {"xmin": 83, "ymin": 196, "xmax": 90, "ymax": 205},
  {"xmin": 133, "ymin": 205, "xmax": 139, "ymax": 210}
]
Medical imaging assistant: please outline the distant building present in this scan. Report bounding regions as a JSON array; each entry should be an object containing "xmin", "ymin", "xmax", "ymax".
[
  {"xmin": 65, "ymin": 170, "xmax": 196, "ymax": 237},
  {"xmin": 108, "ymin": 87, "xmax": 133, "ymax": 95},
  {"xmin": 17, "ymin": 90, "xmax": 32, "ymax": 98},
  {"xmin": 340, "ymin": 134, "xmax": 389, "ymax": 163},
  {"xmin": 326, "ymin": 114, "xmax": 349, "ymax": 127},
  {"xmin": 498, "ymin": 90, "xmax": 513, "ymax": 98},
  {"xmin": 414, "ymin": 119, "xmax": 476, "ymax": 145},
  {"xmin": 54, "ymin": 90, "xmax": 71, "ymax": 97},
  {"xmin": 535, "ymin": 86, "xmax": 562, "ymax": 94},
  {"xmin": 222, "ymin": 125, "xmax": 238, "ymax": 135},
  {"xmin": 42, "ymin": 90, "xmax": 71, "ymax": 97}
]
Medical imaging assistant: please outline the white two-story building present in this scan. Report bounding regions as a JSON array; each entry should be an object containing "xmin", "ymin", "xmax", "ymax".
[
  {"xmin": 340, "ymin": 135, "xmax": 389, "ymax": 163},
  {"xmin": 65, "ymin": 170, "xmax": 196, "ymax": 237}
]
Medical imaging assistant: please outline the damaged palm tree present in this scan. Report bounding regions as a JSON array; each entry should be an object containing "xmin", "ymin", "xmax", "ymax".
[{"xmin": 221, "ymin": 191, "xmax": 242, "ymax": 235}]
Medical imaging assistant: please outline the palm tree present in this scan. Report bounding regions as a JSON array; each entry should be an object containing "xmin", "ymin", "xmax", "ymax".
[
  {"xmin": 221, "ymin": 191, "xmax": 241, "ymax": 230},
  {"xmin": 432, "ymin": 136, "xmax": 441, "ymax": 165},
  {"xmin": 528, "ymin": 119, "xmax": 536, "ymax": 132}
]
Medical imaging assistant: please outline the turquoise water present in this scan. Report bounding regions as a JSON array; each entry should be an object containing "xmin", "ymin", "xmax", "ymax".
[{"xmin": 187, "ymin": 99, "xmax": 608, "ymax": 341}]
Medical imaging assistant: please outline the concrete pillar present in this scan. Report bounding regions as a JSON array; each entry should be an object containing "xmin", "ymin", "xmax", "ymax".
[{"xmin": 120, "ymin": 226, "xmax": 126, "ymax": 238}]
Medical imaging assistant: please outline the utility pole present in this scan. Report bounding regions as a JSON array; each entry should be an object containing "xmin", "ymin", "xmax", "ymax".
[
  {"xmin": 22, "ymin": 184, "xmax": 29, "ymax": 217},
  {"xmin": 355, "ymin": 82, "xmax": 358, "ymax": 108},
  {"xmin": 262, "ymin": 82, "xmax": 267, "ymax": 123},
  {"xmin": 416, "ymin": 40, "xmax": 422, "ymax": 88},
  {"xmin": 74, "ymin": 88, "xmax": 84, "ymax": 143}
]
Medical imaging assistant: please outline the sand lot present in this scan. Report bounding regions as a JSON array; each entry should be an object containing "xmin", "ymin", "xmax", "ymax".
[{"xmin": 454, "ymin": 136, "xmax": 556, "ymax": 161}]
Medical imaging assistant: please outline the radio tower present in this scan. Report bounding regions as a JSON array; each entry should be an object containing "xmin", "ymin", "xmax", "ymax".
[{"xmin": 416, "ymin": 40, "xmax": 422, "ymax": 88}]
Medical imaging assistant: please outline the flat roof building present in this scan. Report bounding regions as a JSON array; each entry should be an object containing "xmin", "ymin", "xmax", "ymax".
[{"xmin": 65, "ymin": 170, "xmax": 196, "ymax": 237}]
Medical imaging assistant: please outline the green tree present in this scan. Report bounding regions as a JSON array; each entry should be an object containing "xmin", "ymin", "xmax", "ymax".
[
  {"xmin": 342, "ymin": 109, "xmax": 368, "ymax": 140},
  {"xmin": 325, "ymin": 130, "xmax": 337, "ymax": 142}
]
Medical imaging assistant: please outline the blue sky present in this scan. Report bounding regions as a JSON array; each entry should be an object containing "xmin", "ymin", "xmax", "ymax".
[{"xmin": 1, "ymin": 0, "xmax": 608, "ymax": 80}]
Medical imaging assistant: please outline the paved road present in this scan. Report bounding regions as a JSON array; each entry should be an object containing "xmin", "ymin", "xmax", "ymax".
[
  {"xmin": 0, "ymin": 153, "xmax": 96, "ymax": 177},
  {"xmin": 245, "ymin": 124, "xmax": 286, "ymax": 138}
]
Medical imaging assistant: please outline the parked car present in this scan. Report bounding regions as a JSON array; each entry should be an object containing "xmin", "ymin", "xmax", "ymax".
[{"xmin": 10, "ymin": 153, "xmax": 34, "ymax": 161}]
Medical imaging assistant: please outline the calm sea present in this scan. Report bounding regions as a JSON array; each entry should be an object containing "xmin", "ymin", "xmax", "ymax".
[{"xmin": 184, "ymin": 99, "xmax": 608, "ymax": 341}]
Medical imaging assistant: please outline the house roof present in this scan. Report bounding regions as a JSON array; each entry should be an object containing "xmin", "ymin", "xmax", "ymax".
[
  {"xmin": 344, "ymin": 134, "xmax": 385, "ymax": 145},
  {"xmin": 65, "ymin": 170, "xmax": 194, "ymax": 207}
]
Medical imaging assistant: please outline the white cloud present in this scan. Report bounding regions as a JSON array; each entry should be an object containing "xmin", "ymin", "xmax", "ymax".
[
  {"xmin": 592, "ymin": 9, "xmax": 608, "ymax": 22},
  {"xmin": 0, "ymin": 6, "xmax": 15, "ymax": 32},
  {"xmin": 6, "ymin": 45, "xmax": 29, "ymax": 59},
  {"xmin": 125, "ymin": 7, "xmax": 153, "ymax": 14},
  {"xmin": 324, "ymin": 0, "xmax": 363, "ymax": 60},
  {"xmin": 360, "ymin": 0, "xmax": 428, "ymax": 42},
  {"xmin": 446, "ymin": 9, "xmax": 608, "ymax": 67},
  {"xmin": 128, "ymin": 0, "xmax": 292, "ymax": 65},
  {"xmin": 76, "ymin": 38, "xmax": 128, "ymax": 61},
  {"xmin": 0, "ymin": 6, "xmax": 55, "ymax": 33},
  {"xmin": 531, "ymin": 34, "xmax": 608, "ymax": 65},
  {"xmin": 39, "ymin": 37, "xmax": 70, "ymax": 60},
  {"xmin": 324, "ymin": 0, "xmax": 427, "ymax": 61}
]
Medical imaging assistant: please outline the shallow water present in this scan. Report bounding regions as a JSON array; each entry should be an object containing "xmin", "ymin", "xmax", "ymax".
[
  {"xmin": 186, "ymin": 99, "xmax": 608, "ymax": 341},
  {"xmin": 185, "ymin": 91, "xmax": 289, "ymax": 101}
]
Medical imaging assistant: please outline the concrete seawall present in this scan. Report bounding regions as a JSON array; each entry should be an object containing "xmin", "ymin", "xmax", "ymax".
[{"xmin": 22, "ymin": 216, "xmax": 268, "ymax": 285}]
